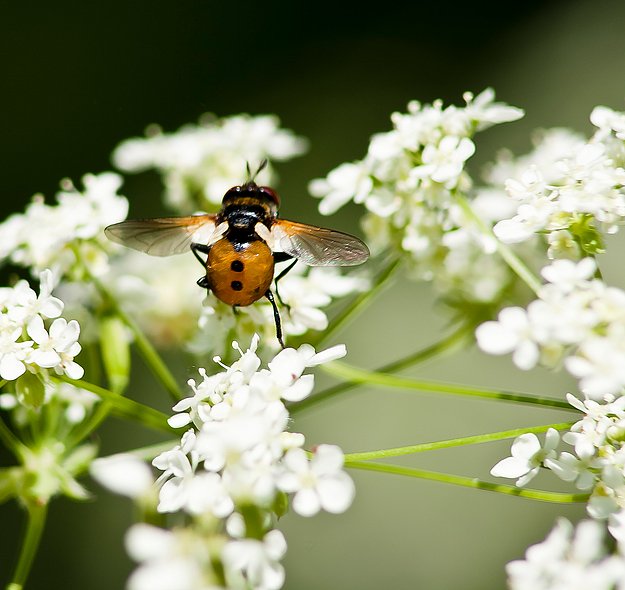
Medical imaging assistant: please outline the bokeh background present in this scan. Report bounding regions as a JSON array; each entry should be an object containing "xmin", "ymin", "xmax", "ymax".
[{"xmin": 2, "ymin": 0, "xmax": 625, "ymax": 588}]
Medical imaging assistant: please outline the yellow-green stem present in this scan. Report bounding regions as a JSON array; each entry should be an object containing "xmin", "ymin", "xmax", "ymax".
[
  {"xmin": 289, "ymin": 320, "xmax": 474, "ymax": 415},
  {"xmin": 7, "ymin": 501, "xmax": 48, "ymax": 590},
  {"xmin": 346, "ymin": 461, "xmax": 589, "ymax": 503},
  {"xmin": 0, "ymin": 414, "xmax": 23, "ymax": 458},
  {"xmin": 322, "ymin": 361, "xmax": 574, "ymax": 411},
  {"xmin": 53, "ymin": 376, "xmax": 176, "ymax": 438},
  {"xmin": 343, "ymin": 422, "xmax": 576, "ymax": 462}
]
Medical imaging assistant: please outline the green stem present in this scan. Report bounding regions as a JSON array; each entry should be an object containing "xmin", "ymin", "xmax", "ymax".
[
  {"xmin": 343, "ymin": 422, "xmax": 576, "ymax": 462},
  {"xmin": 321, "ymin": 361, "xmax": 574, "ymax": 411},
  {"xmin": 53, "ymin": 376, "xmax": 176, "ymax": 437},
  {"xmin": 70, "ymin": 401, "xmax": 116, "ymax": 446},
  {"xmin": 311, "ymin": 257, "xmax": 402, "ymax": 347},
  {"xmin": 455, "ymin": 193, "xmax": 542, "ymax": 295},
  {"xmin": 289, "ymin": 320, "xmax": 474, "ymax": 415},
  {"xmin": 345, "ymin": 461, "xmax": 589, "ymax": 503},
  {"xmin": 0, "ymin": 414, "xmax": 23, "ymax": 458},
  {"xmin": 82, "ymin": 264, "xmax": 182, "ymax": 402},
  {"xmin": 7, "ymin": 501, "xmax": 48, "ymax": 590}
]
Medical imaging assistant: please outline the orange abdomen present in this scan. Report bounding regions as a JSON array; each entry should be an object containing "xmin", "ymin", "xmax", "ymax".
[{"xmin": 205, "ymin": 239, "xmax": 274, "ymax": 306}]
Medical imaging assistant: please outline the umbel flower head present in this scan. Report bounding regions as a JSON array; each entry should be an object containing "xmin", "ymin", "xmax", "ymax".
[
  {"xmin": 309, "ymin": 89, "xmax": 524, "ymax": 305},
  {"xmin": 492, "ymin": 105, "xmax": 625, "ymax": 259},
  {"xmin": 92, "ymin": 335, "xmax": 356, "ymax": 590},
  {"xmin": 153, "ymin": 335, "xmax": 355, "ymax": 516},
  {"xmin": 112, "ymin": 113, "xmax": 309, "ymax": 213},
  {"xmin": 0, "ymin": 172, "xmax": 128, "ymax": 279},
  {"xmin": 506, "ymin": 518, "xmax": 625, "ymax": 590},
  {"xmin": 0, "ymin": 269, "xmax": 84, "ymax": 383}
]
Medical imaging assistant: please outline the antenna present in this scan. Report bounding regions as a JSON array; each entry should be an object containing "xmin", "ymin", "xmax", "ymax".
[{"xmin": 245, "ymin": 159, "xmax": 268, "ymax": 185}]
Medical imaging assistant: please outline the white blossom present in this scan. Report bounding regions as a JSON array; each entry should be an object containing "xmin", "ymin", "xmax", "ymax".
[
  {"xmin": 125, "ymin": 523, "xmax": 222, "ymax": 590},
  {"xmin": 490, "ymin": 429, "xmax": 560, "ymax": 487},
  {"xmin": 506, "ymin": 518, "xmax": 625, "ymax": 590},
  {"xmin": 222, "ymin": 529, "xmax": 287, "ymax": 590},
  {"xmin": 278, "ymin": 445, "xmax": 355, "ymax": 516},
  {"xmin": 90, "ymin": 454, "xmax": 155, "ymax": 499}
]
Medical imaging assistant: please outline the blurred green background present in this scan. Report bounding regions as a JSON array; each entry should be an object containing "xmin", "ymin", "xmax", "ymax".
[{"xmin": 2, "ymin": 0, "xmax": 625, "ymax": 588}]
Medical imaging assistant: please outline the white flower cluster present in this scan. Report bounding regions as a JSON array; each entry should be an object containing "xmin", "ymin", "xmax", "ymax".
[
  {"xmin": 493, "ymin": 106, "xmax": 625, "ymax": 258},
  {"xmin": 112, "ymin": 113, "xmax": 309, "ymax": 213},
  {"xmin": 507, "ymin": 518, "xmax": 625, "ymax": 590},
  {"xmin": 492, "ymin": 393, "xmax": 625, "ymax": 546},
  {"xmin": 0, "ymin": 269, "xmax": 83, "ymax": 383},
  {"xmin": 109, "ymin": 336, "xmax": 355, "ymax": 590},
  {"xmin": 476, "ymin": 257, "xmax": 625, "ymax": 399},
  {"xmin": 309, "ymin": 89, "xmax": 524, "ymax": 303},
  {"xmin": 159, "ymin": 336, "xmax": 354, "ymax": 516},
  {"xmin": 0, "ymin": 173, "xmax": 128, "ymax": 278}
]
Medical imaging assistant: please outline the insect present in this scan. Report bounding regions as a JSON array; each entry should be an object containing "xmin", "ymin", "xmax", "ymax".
[{"xmin": 104, "ymin": 162, "xmax": 370, "ymax": 347}]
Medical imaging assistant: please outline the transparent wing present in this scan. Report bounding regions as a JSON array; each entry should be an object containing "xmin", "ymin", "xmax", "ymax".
[
  {"xmin": 104, "ymin": 214, "xmax": 218, "ymax": 256},
  {"xmin": 272, "ymin": 219, "xmax": 370, "ymax": 266}
]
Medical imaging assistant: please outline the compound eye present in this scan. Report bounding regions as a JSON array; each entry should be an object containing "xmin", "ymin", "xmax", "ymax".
[
  {"xmin": 259, "ymin": 186, "xmax": 280, "ymax": 207},
  {"xmin": 222, "ymin": 186, "xmax": 242, "ymax": 204}
]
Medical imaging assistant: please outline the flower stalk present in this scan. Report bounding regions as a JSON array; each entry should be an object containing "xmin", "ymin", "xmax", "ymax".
[
  {"xmin": 346, "ymin": 461, "xmax": 589, "ymax": 503},
  {"xmin": 321, "ymin": 360, "xmax": 575, "ymax": 411},
  {"xmin": 7, "ymin": 501, "xmax": 48, "ymax": 590}
]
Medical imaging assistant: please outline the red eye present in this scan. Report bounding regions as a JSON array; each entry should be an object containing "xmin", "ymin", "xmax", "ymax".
[{"xmin": 259, "ymin": 186, "xmax": 280, "ymax": 207}]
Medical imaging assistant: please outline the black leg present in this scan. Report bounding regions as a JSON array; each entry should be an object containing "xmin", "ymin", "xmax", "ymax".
[
  {"xmin": 272, "ymin": 253, "xmax": 296, "ymax": 309},
  {"xmin": 265, "ymin": 289, "xmax": 285, "ymax": 349},
  {"xmin": 191, "ymin": 242, "xmax": 210, "ymax": 267}
]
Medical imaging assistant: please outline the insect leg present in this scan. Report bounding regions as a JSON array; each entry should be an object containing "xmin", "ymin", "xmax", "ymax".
[
  {"xmin": 272, "ymin": 253, "xmax": 296, "ymax": 309},
  {"xmin": 265, "ymin": 289, "xmax": 285, "ymax": 349},
  {"xmin": 191, "ymin": 242, "xmax": 210, "ymax": 267}
]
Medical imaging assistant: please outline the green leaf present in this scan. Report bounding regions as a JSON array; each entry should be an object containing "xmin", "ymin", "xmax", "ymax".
[
  {"xmin": 15, "ymin": 373, "xmax": 45, "ymax": 409},
  {"xmin": 100, "ymin": 316, "xmax": 131, "ymax": 393},
  {"xmin": 272, "ymin": 491, "xmax": 289, "ymax": 519}
]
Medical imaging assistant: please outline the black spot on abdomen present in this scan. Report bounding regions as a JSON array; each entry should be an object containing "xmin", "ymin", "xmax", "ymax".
[
  {"xmin": 231, "ymin": 260, "xmax": 244, "ymax": 272},
  {"xmin": 231, "ymin": 280, "xmax": 243, "ymax": 291}
]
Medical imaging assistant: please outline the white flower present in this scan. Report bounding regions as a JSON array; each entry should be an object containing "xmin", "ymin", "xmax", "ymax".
[
  {"xmin": 490, "ymin": 429, "xmax": 560, "ymax": 486},
  {"xmin": 125, "ymin": 523, "xmax": 221, "ymax": 590},
  {"xmin": 506, "ymin": 518, "xmax": 625, "ymax": 590},
  {"xmin": 540, "ymin": 258, "xmax": 597, "ymax": 294},
  {"xmin": 277, "ymin": 444, "xmax": 355, "ymax": 516},
  {"xmin": 0, "ymin": 326, "xmax": 32, "ymax": 380},
  {"xmin": 411, "ymin": 136, "xmax": 476, "ymax": 185},
  {"xmin": 463, "ymin": 88, "xmax": 524, "ymax": 130},
  {"xmin": 475, "ymin": 307, "xmax": 544, "ymax": 371},
  {"xmin": 565, "ymin": 337, "xmax": 625, "ymax": 400},
  {"xmin": 90, "ymin": 454, "xmax": 155, "ymax": 499},
  {"xmin": 222, "ymin": 529, "xmax": 287, "ymax": 590},
  {"xmin": 29, "ymin": 316, "xmax": 84, "ymax": 379},
  {"xmin": 8, "ymin": 269, "xmax": 64, "ymax": 324},
  {"xmin": 309, "ymin": 161, "xmax": 373, "ymax": 215}
]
